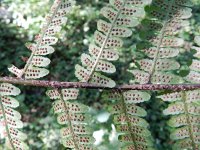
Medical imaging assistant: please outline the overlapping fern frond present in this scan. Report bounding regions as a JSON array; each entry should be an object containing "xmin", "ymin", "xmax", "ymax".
[
  {"xmin": 0, "ymin": 83, "xmax": 28, "ymax": 149},
  {"xmin": 129, "ymin": 0, "xmax": 192, "ymax": 84}
]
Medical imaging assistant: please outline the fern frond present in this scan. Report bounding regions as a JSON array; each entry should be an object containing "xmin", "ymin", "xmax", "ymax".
[
  {"xmin": 158, "ymin": 91, "xmax": 200, "ymax": 149},
  {"xmin": 106, "ymin": 90, "xmax": 154, "ymax": 150},
  {"xmin": 0, "ymin": 83, "xmax": 28, "ymax": 150},
  {"xmin": 129, "ymin": 0, "xmax": 192, "ymax": 84},
  {"xmin": 8, "ymin": 0, "xmax": 75, "ymax": 79}
]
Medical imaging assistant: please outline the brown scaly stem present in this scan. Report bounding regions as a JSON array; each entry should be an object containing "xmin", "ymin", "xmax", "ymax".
[{"xmin": 1, "ymin": 77, "xmax": 200, "ymax": 91}]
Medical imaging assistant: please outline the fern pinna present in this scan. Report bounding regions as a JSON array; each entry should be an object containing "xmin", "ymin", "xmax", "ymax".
[
  {"xmin": 46, "ymin": 88, "xmax": 94, "ymax": 150},
  {"xmin": 130, "ymin": 0, "xmax": 192, "ymax": 84},
  {"xmin": 106, "ymin": 90, "xmax": 154, "ymax": 150},
  {"xmin": 158, "ymin": 90, "xmax": 200, "ymax": 149},
  {"xmin": 8, "ymin": 0, "xmax": 75, "ymax": 79},
  {"xmin": 75, "ymin": 0, "xmax": 151, "ymax": 87},
  {"xmin": 157, "ymin": 35, "xmax": 200, "ymax": 149}
]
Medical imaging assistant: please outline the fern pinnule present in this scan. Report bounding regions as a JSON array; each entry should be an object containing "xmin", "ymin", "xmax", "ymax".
[
  {"xmin": 0, "ymin": 83, "xmax": 28, "ymax": 150},
  {"xmin": 129, "ymin": 0, "xmax": 192, "ymax": 84}
]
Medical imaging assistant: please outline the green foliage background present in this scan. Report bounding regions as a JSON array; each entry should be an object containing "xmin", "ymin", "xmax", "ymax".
[{"xmin": 0, "ymin": 0, "xmax": 200, "ymax": 149}]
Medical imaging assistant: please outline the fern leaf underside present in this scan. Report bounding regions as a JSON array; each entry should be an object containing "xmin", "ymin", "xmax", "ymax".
[
  {"xmin": 2, "ymin": 0, "xmax": 197, "ymax": 150},
  {"xmin": 8, "ymin": 0, "xmax": 75, "ymax": 79},
  {"xmin": 0, "ymin": 83, "xmax": 28, "ymax": 150},
  {"xmin": 75, "ymin": 0, "xmax": 151, "ymax": 87},
  {"xmin": 46, "ymin": 89, "xmax": 94, "ymax": 150},
  {"xmin": 107, "ymin": 90, "xmax": 155, "ymax": 150}
]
